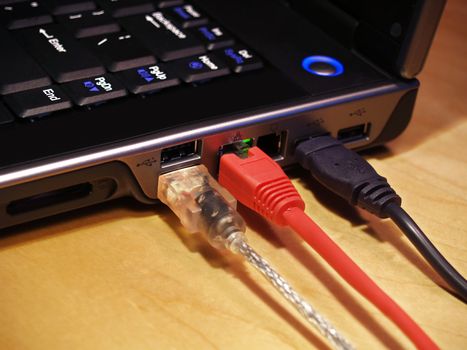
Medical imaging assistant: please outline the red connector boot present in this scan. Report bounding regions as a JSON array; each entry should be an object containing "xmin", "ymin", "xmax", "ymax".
[{"xmin": 219, "ymin": 146, "xmax": 438, "ymax": 350}]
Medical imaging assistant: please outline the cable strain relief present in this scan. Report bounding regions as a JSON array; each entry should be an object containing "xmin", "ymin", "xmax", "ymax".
[
  {"xmin": 354, "ymin": 179, "xmax": 401, "ymax": 218},
  {"xmin": 254, "ymin": 178, "xmax": 305, "ymax": 226}
]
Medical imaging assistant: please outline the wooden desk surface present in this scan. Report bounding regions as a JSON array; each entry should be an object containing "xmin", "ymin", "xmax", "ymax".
[{"xmin": 1, "ymin": 2, "xmax": 466, "ymax": 349}]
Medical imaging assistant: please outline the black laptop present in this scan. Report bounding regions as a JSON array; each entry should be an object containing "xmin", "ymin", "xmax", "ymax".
[{"xmin": 0, "ymin": 0, "xmax": 445, "ymax": 229}]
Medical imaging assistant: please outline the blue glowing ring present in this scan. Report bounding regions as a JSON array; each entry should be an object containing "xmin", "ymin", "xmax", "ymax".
[{"xmin": 301, "ymin": 55, "xmax": 344, "ymax": 77}]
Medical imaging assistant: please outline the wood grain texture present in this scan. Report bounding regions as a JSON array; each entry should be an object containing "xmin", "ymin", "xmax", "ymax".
[{"xmin": 1, "ymin": 1, "xmax": 466, "ymax": 349}]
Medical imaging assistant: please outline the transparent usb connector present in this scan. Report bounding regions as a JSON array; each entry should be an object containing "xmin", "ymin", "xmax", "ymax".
[
  {"xmin": 158, "ymin": 164, "xmax": 354, "ymax": 350},
  {"xmin": 157, "ymin": 164, "xmax": 246, "ymax": 249}
]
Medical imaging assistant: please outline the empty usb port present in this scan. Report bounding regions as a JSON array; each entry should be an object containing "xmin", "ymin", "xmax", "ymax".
[
  {"xmin": 337, "ymin": 124, "xmax": 370, "ymax": 143},
  {"xmin": 160, "ymin": 140, "xmax": 202, "ymax": 170}
]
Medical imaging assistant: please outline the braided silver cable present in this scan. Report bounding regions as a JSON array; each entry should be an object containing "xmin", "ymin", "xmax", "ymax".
[
  {"xmin": 233, "ymin": 239, "xmax": 354, "ymax": 350},
  {"xmin": 158, "ymin": 166, "xmax": 354, "ymax": 349}
]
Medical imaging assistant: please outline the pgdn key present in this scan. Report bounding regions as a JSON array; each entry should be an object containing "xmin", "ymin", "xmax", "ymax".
[{"xmin": 62, "ymin": 74, "xmax": 127, "ymax": 105}]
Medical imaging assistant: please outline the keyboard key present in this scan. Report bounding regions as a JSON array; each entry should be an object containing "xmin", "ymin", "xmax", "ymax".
[
  {"xmin": 120, "ymin": 11, "xmax": 205, "ymax": 61},
  {"xmin": 165, "ymin": 4, "xmax": 207, "ymax": 28},
  {"xmin": 17, "ymin": 24, "xmax": 105, "ymax": 82},
  {"xmin": 0, "ymin": 28, "xmax": 51, "ymax": 95},
  {"xmin": 157, "ymin": 0, "xmax": 183, "ymax": 8},
  {"xmin": 62, "ymin": 74, "xmax": 127, "ymax": 105},
  {"xmin": 191, "ymin": 24, "xmax": 234, "ymax": 50},
  {"xmin": 0, "ymin": 1, "xmax": 52, "ymax": 29},
  {"xmin": 4, "ymin": 85, "xmax": 72, "ymax": 118},
  {"xmin": 0, "ymin": 103, "xmax": 15, "ymax": 125},
  {"xmin": 117, "ymin": 63, "xmax": 179, "ymax": 93},
  {"xmin": 83, "ymin": 32, "xmax": 156, "ymax": 71},
  {"xmin": 218, "ymin": 46, "xmax": 263, "ymax": 73},
  {"xmin": 170, "ymin": 53, "xmax": 229, "ymax": 83},
  {"xmin": 57, "ymin": 9, "xmax": 120, "ymax": 38},
  {"xmin": 0, "ymin": 1, "xmax": 29, "ymax": 4},
  {"xmin": 96, "ymin": 0, "xmax": 155, "ymax": 18},
  {"xmin": 43, "ymin": 0, "xmax": 96, "ymax": 15}
]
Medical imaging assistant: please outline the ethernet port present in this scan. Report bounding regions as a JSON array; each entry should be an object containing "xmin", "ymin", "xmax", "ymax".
[
  {"xmin": 218, "ymin": 138, "xmax": 254, "ymax": 158},
  {"xmin": 256, "ymin": 132, "xmax": 285, "ymax": 160}
]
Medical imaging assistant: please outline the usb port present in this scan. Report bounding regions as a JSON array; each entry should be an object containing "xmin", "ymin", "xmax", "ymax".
[
  {"xmin": 160, "ymin": 140, "xmax": 202, "ymax": 170},
  {"xmin": 337, "ymin": 124, "xmax": 371, "ymax": 143}
]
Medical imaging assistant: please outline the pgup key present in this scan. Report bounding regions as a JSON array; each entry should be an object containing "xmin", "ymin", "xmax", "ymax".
[{"xmin": 117, "ymin": 63, "xmax": 180, "ymax": 94}]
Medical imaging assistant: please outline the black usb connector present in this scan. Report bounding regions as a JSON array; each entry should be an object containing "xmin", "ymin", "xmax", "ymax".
[
  {"xmin": 295, "ymin": 135, "xmax": 467, "ymax": 301},
  {"xmin": 295, "ymin": 135, "xmax": 400, "ymax": 217}
]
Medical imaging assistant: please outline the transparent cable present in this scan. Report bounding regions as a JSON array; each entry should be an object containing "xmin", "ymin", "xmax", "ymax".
[
  {"xmin": 233, "ymin": 239, "xmax": 354, "ymax": 350},
  {"xmin": 158, "ymin": 165, "xmax": 354, "ymax": 350}
]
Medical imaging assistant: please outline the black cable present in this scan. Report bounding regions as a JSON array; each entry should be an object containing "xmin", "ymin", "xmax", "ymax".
[
  {"xmin": 385, "ymin": 202, "xmax": 467, "ymax": 301},
  {"xmin": 295, "ymin": 135, "xmax": 467, "ymax": 301}
]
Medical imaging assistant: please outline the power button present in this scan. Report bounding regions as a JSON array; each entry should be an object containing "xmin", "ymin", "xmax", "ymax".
[{"xmin": 302, "ymin": 56, "xmax": 344, "ymax": 77}]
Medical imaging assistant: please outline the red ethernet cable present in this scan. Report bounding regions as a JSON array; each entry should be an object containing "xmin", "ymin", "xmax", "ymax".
[{"xmin": 219, "ymin": 146, "xmax": 439, "ymax": 350}]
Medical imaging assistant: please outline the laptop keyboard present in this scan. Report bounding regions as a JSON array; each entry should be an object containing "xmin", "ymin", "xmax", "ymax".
[{"xmin": 0, "ymin": 1, "xmax": 263, "ymax": 121}]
